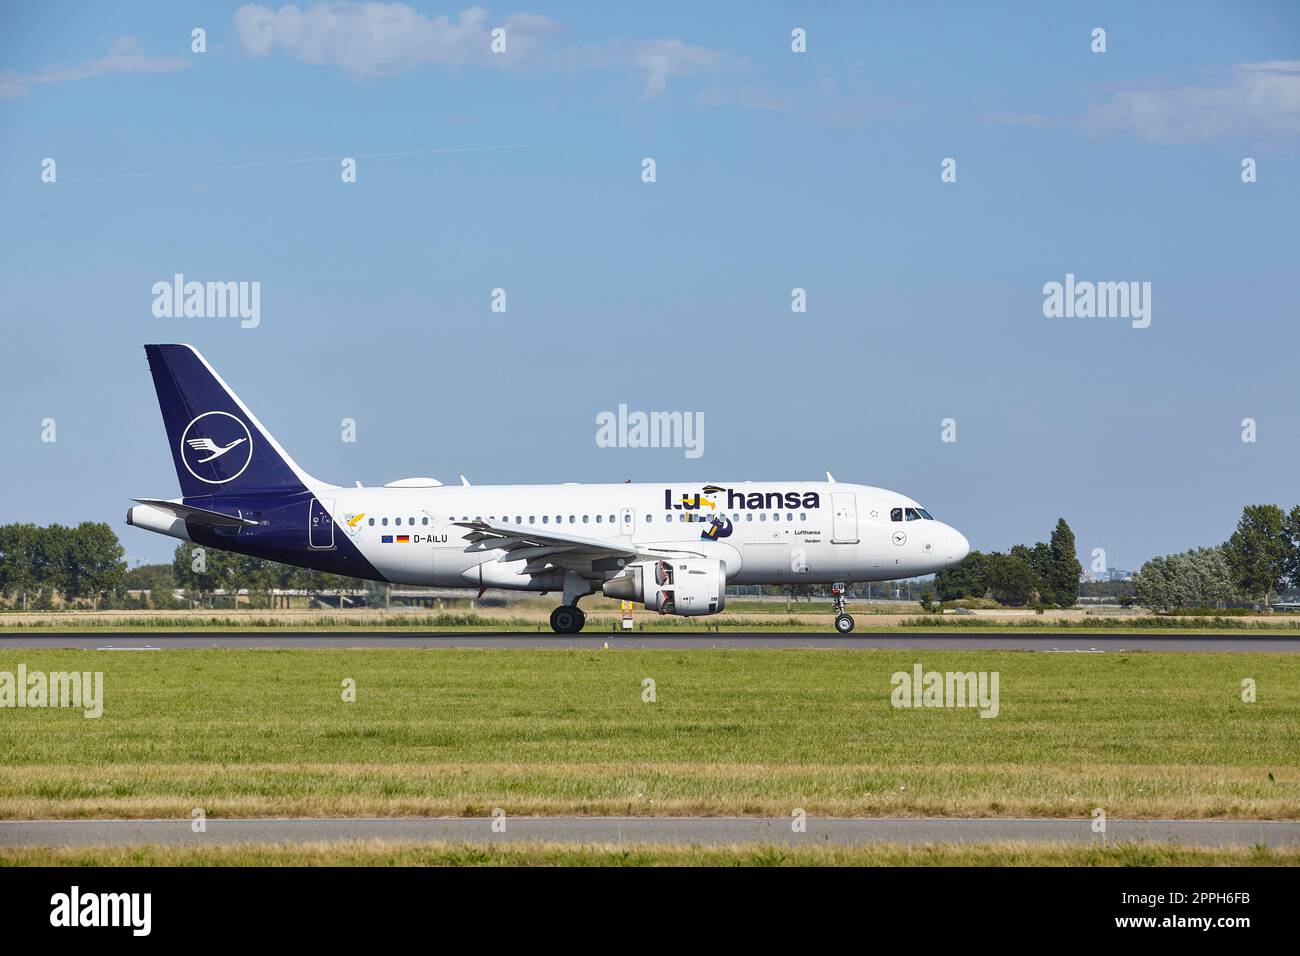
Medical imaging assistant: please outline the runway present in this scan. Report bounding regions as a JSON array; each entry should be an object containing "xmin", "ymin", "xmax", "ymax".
[
  {"xmin": 0, "ymin": 631, "xmax": 1296, "ymax": 652},
  {"xmin": 3, "ymin": 817, "xmax": 1296, "ymax": 847}
]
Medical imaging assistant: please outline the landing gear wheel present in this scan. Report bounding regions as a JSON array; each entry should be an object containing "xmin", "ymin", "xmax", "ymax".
[
  {"xmin": 550, "ymin": 605, "xmax": 585, "ymax": 634},
  {"xmin": 834, "ymin": 613, "xmax": 855, "ymax": 634}
]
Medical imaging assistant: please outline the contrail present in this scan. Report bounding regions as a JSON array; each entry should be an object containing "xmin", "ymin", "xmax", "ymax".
[{"xmin": 3, "ymin": 144, "xmax": 526, "ymax": 189}]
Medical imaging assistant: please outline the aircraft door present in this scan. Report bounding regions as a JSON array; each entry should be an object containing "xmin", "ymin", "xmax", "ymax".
[
  {"xmin": 831, "ymin": 493, "xmax": 859, "ymax": 544},
  {"xmin": 620, "ymin": 507, "xmax": 635, "ymax": 536},
  {"xmin": 309, "ymin": 498, "xmax": 335, "ymax": 549}
]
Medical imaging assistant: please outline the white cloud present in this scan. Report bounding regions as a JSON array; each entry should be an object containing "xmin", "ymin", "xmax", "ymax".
[
  {"xmin": 1083, "ymin": 61, "xmax": 1300, "ymax": 142},
  {"xmin": 632, "ymin": 39, "xmax": 725, "ymax": 98},
  {"xmin": 232, "ymin": 2, "xmax": 557, "ymax": 75},
  {"xmin": 232, "ymin": 2, "xmax": 731, "ymax": 97},
  {"xmin": 0, "ymin": 37, "xmax": 189, "ymax": 98}
]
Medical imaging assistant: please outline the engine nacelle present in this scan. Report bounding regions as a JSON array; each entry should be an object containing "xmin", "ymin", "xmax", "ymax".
[{"xmin": 603, "ymin": 558, "xmax": 726, "ymax": 616}]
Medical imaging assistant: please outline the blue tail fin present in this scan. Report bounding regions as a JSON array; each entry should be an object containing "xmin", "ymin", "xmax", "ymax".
[{"xmin": 145, "ymin": 344, "xmax": 319, "ymax": 498}]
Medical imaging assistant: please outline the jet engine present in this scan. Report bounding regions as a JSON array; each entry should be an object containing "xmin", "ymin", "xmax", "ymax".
[{"xmin": 603, "ymin": 558, "xmax": 726, "ymax": 616}]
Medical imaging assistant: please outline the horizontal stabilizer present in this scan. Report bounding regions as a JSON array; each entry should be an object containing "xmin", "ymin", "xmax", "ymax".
[{"xmin": 132, "ymin": 498, "xmax": 258, "ymax": 528}]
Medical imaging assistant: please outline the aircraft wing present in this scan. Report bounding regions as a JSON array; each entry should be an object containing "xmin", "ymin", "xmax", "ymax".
[
  {"xmin": 446, "ymin": 517, "xmax": 708, "ymax": 574},
  {"xmin": 132, "ymin": 498, "xmax": 259, "ymax": 529}
]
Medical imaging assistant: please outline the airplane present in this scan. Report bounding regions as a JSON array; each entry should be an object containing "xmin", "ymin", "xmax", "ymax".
[{"xmin": 127, "ymin": 344, "xmax": 970, "ymax": 633}]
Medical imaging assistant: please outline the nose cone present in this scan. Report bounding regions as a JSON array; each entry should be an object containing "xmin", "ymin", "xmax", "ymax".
[{"xmin": 946, "ymin": 526, "xmax": 970, "ymax": 565}]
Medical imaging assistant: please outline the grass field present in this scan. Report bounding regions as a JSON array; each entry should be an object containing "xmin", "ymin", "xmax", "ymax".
[
  {"xmin": 3, "ymin": 841, "xmax": 1296, "ymax": 867},
  {"xmin": 0, "ymin": 649, "xmax": 1297, "ymax": 821},
  {"xmin": 4, "ymin": 606, "xmax": 1300, "ymax": 634}
]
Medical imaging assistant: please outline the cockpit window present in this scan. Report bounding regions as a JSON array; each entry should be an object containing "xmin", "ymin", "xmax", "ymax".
[
  {"xmin": 890, "ymin": 508, "xmax": 903, "ymax": 522},
  {"xmin": 905, "ymin": 507, "xmax": 924, "ymax": 521},
  {"xmin": 918, "ymin": 508, "xmax": 934, "ymax": 520}
]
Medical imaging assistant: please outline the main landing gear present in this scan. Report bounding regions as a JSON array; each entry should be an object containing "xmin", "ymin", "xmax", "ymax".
[
  {"xmin": 549, "ymin": 605, "xmax": 587, "ymax": 634},
  {"xmin": 831, "ymin": 585, "xmax": 855, "ymax": 634},
  {"xmin": 550, "ymin": 573, "xmax": 594, "ymax": 634}
]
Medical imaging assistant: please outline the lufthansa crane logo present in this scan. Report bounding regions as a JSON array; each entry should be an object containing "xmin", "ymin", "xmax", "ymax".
[{"xmin": 179, "ymin": 411, "xmax": 253, "ymax": 484}]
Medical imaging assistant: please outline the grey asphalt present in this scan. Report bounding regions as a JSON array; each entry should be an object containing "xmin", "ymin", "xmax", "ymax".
[
  {"xmin": 0, "ymin": 631, "xmax": 1296, "ymax": 652},
  {"xmin": 2, "ymin": 817, "xmax": 1296, "ymax": 847}
]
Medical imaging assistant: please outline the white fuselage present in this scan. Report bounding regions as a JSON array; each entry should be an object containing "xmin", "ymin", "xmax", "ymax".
[{"xmin": 311, "ymin": 480, "xmax": 969, "ymax": 589}]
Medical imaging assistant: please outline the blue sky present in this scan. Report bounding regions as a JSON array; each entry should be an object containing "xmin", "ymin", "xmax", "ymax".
[{"xmin": 1, "ymin": 1, "xmax": 1298, "ymax": 568}]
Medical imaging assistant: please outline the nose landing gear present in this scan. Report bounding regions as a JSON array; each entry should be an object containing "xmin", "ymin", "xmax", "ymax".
[{"xmin": 831, "ymin": 585, "xmax": 855, "ymax": 634}]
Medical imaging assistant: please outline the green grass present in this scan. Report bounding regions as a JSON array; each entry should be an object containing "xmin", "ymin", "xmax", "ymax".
[
  {"xmin": 0, "ymin": 649, "xmax": 1297, "ymax": 820},
  {"xmin": 3, "ymin": 841, "xmax": 1296, "ymax": 867},
  {"xmin": 899, "ymin": 615, "xmax": 1300, "ymax": 631}
]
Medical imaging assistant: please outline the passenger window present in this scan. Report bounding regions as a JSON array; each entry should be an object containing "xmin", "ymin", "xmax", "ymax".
[
  {"xmin": 368, "ymin": 518, "xmax": 375, "ymax": 526},
  {"xmin": 746, "ymin": 513, "xmax": 753, "ymax": 522},
  {"xmin": 382, "ymin": 518, "xmax": 388, "ymax": 526},
  {"xmin": 582, "ymin": 515, "xmax": 589, "ymax": 523},
  {"xmin": 529, "ymin": 516, "xmax": 535, "ymax": 524},
  {"xmin": 645, "ymin": 514, "xmax": 652, "ymax": 522},
  {"xmin": 596, "ymin": 515, "xmax": 602, "ymax": 523},
  {"xmin": 890, "ymin": 508, "xmax": 903, "ymax": 522},
  {"xmin": 800, "ymin": 513, "xmax": 806, "ymax": 521},
  {"xmin": 422, "ymin": 517, "xmax": 428, "ymax": 525},
  {"xmin": 623, "ymin": 513, "xmax": 630, "ymax": 523},
  {"xmin": 543, "ymin": 516, "xmax": 549, "ymax": 523},
  {"xmin": 760, "ymin": 513, "xmax": 767, "ymax": 522},
  {"xmin": 666, "ymin": 514, "xmax": 673, "ymax": 522},
  {"xmin": 609, "ymin": 515, "xmax": 616, "ymax": 523}
]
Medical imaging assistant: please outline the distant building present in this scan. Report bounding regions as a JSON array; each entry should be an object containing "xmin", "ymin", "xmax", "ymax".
[{"xmin": 1079, "ymin": 567, "xmax": 1133, "ymax": 584}]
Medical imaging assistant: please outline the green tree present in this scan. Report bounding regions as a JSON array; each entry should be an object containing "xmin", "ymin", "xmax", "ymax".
[
  {"xmin": 983, "ymin": 552, "xmax": 1039, "ymax": 606},
  {"xmin": 58, "ymin": 522, "xmax": 126, "ymax": 608},
  {"xmin": 934, "ymin": 551, "xmax": 990, "ymax": 601},
  {"xmin": 1283, "ymin": 505, "xmax": 1300, "ymax": 592},
  {"xmin": 0, "ymin": 524, "xmax": 41, "ymax": 610},
  {"xmin": 31, "ymin": 524, "xmax": 71, "ymax": 604},
  {"xmin": 1134, "ymin": 547, "xmax": 1238, "ymax": 611},
  {"xmin": 1046, "ymin": 518, "xmax": 1082, "ymax": 608},
  {"xmin": 173, "ymin": 543, "xmax": 226, "ymax": 607},
  {"xmin": 1224, "ymin": 504, "xmax": 1288, "ymax": 602}
]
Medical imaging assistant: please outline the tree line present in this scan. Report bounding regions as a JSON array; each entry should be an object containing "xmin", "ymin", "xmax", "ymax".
[
  {"xmin": 1134, "ymin": 504, "xmax": 1300, "ymax": 610},
  {"xmin": 0, "ymin": 522, "xmax": 377, "ymax": 610},
  {"xmin": 932, "ymin": 518, "xmax": 1083, "ymax": 608},
  {"xmin": 167, "ymin": 543, "xmax": 378, "ymax": 608},
  {"xmin": 0, "ymin": 523, "xmax": 126, "ymax": 609}
]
